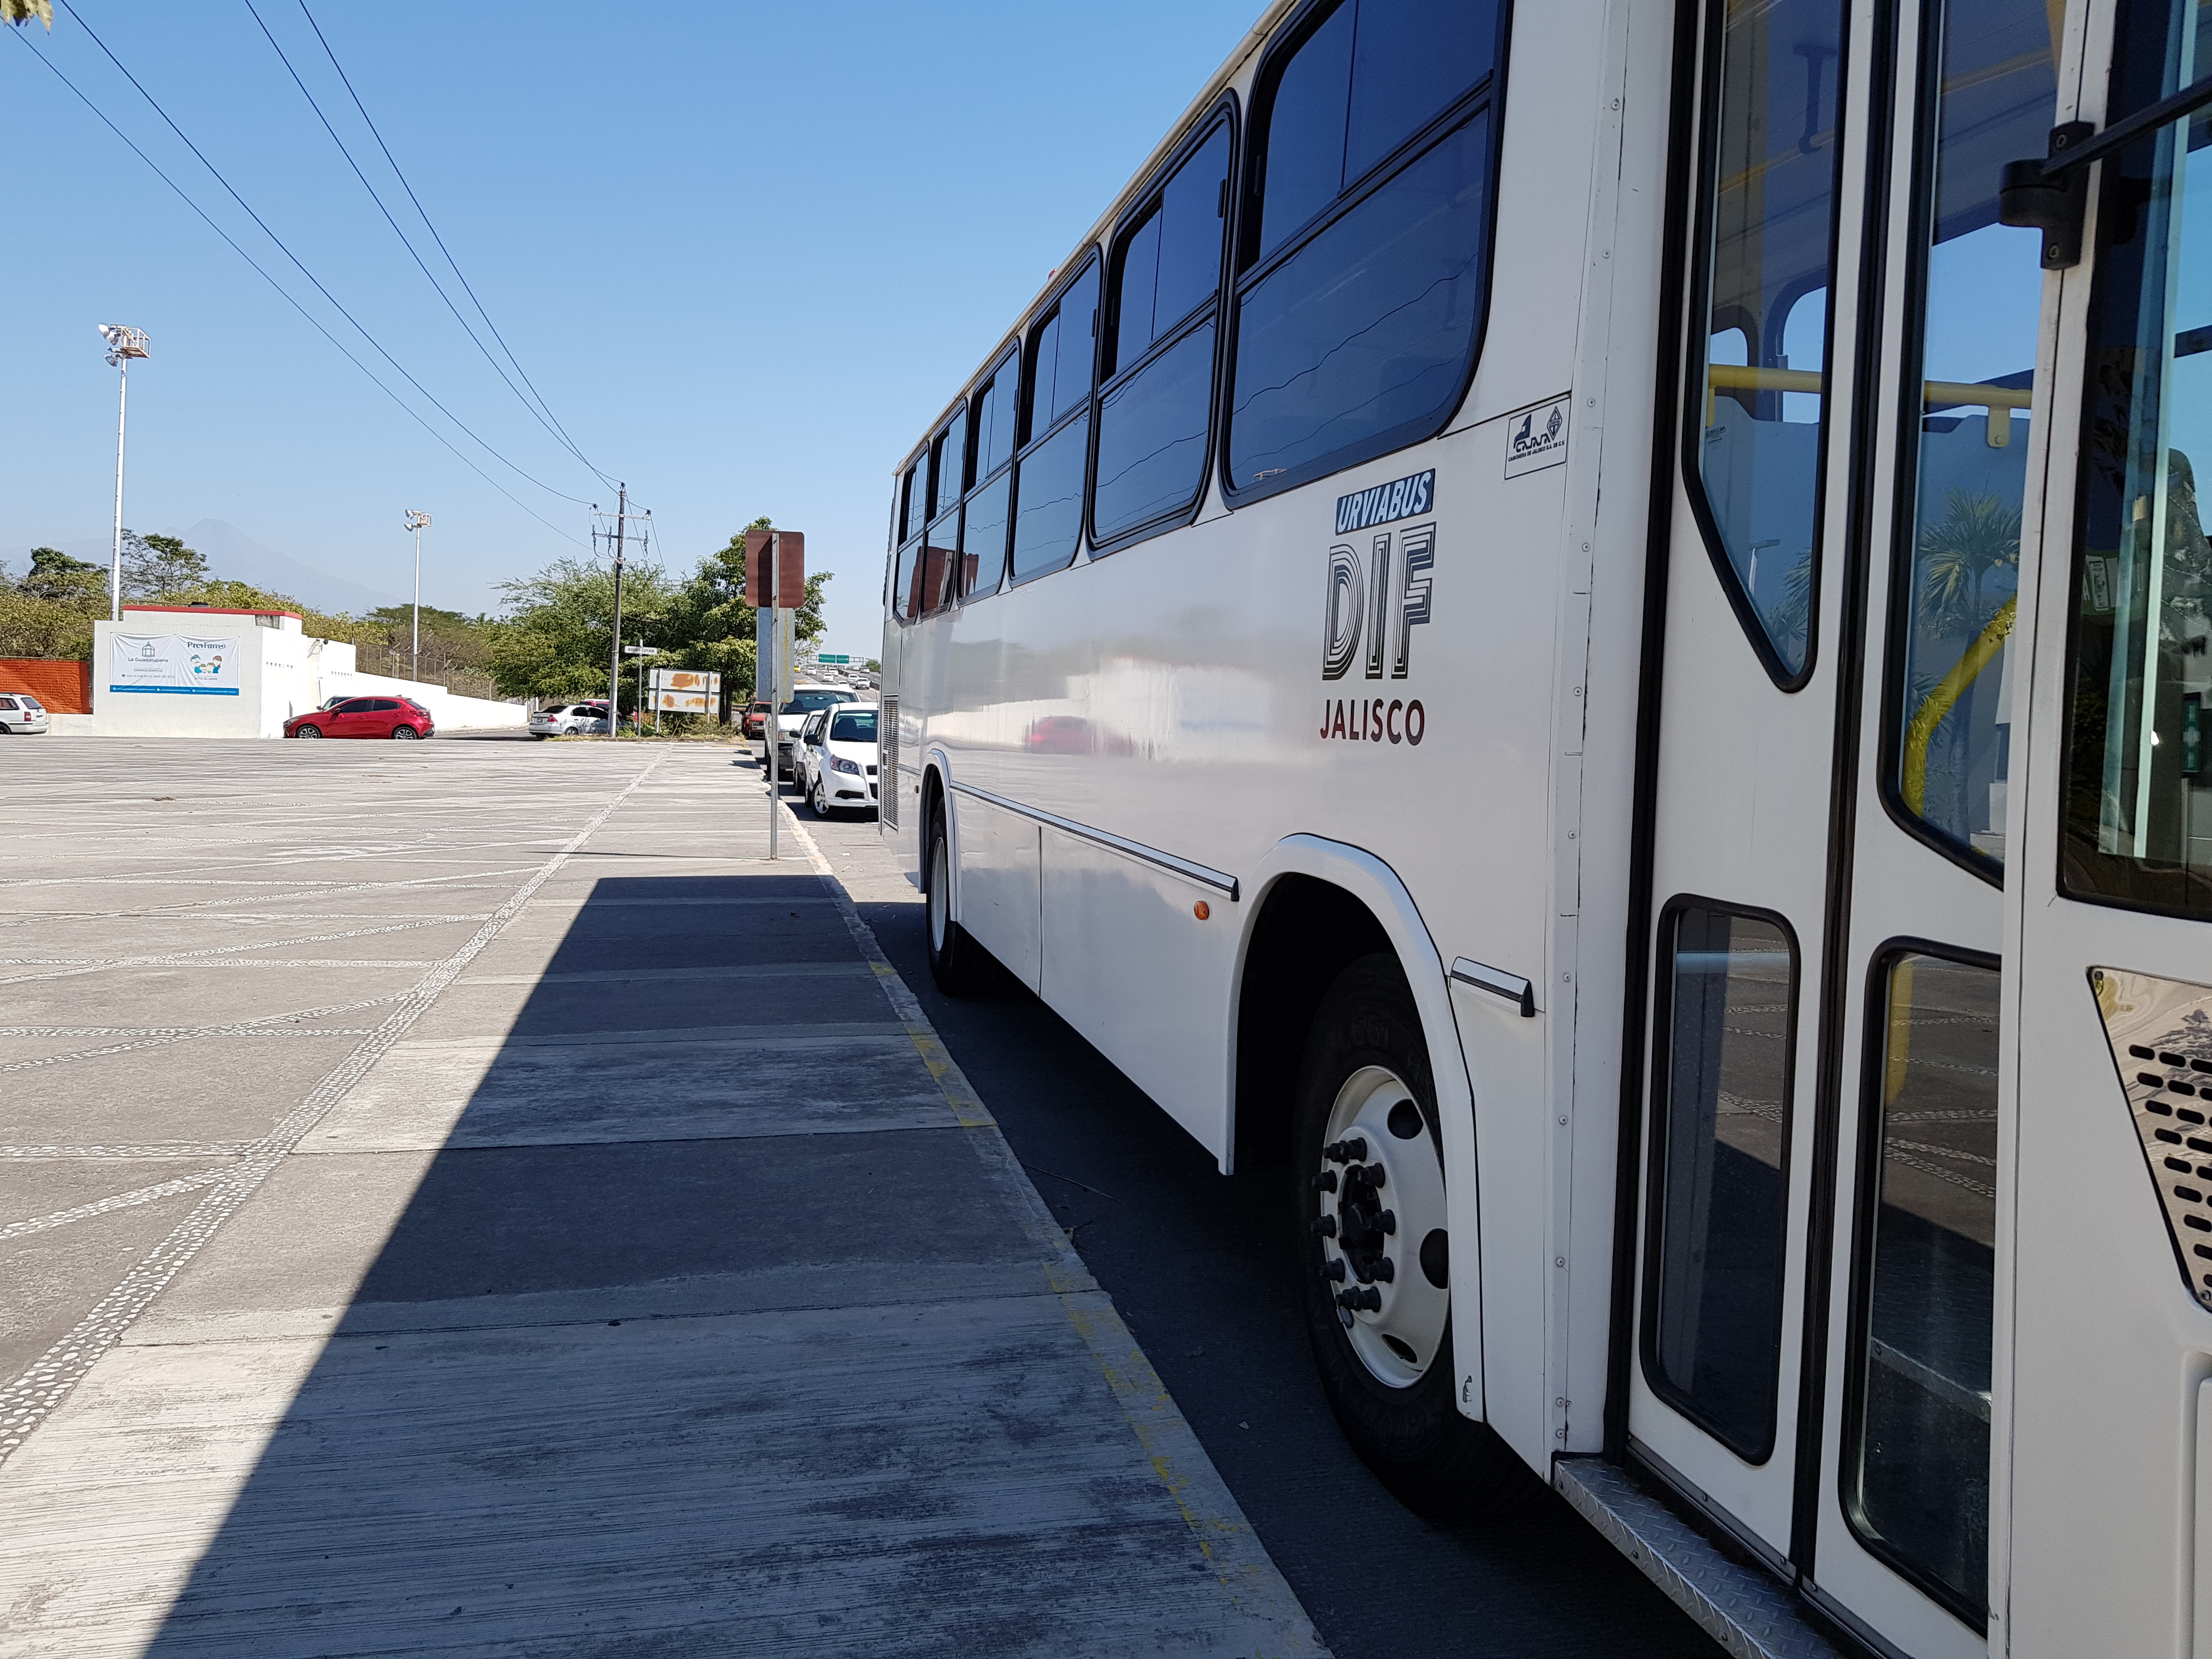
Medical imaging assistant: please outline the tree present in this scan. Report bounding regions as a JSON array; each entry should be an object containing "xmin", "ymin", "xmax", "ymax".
[
  {"xmin": 20, "ymin": 548, "xmax": 107, "ymax": 612},
  {"xmin": 3, "ymin": 2, "xmax": 53, "ymax": 29},
  {"xmin": 121, "ymin": 531, "xmax": 212, "ymax": 601},
  {"xmin": 488, "ymin": 555, "xmax": 681, "ymax": 708}
]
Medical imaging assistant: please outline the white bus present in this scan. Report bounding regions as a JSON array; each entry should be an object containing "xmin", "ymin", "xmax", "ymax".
[{"xmin": 877, "ymin": 0, "xmax": 2212, "ymax": 1652}]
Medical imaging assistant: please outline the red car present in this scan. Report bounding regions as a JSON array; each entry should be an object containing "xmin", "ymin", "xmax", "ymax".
[
  {"xmin": 742, "ymin": 699, "xmax": 772, "ymax": 740},
  {"xmin": 285, "ymin": 696, "xmax": 435, "ymax": 740}
]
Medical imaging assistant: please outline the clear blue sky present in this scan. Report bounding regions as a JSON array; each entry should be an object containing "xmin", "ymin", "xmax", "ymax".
[{"xmin": 2, "ymin": 1, "xmax": 1259, "ymax": 658}]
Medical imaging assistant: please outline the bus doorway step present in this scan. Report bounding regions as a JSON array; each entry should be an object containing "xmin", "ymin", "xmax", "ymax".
[{"xmin": 1553, "ymin": 1457, "xmax": 1852, "ymax": 1659}]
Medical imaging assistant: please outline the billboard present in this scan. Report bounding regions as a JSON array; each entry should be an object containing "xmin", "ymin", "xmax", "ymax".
[
  {"xmin": 650, "ymin": 667, "xmax": 720, "ymax": 714},
  {"xmin": 109, "ymin": 633, "xmax": 242, "ymax": 696}
]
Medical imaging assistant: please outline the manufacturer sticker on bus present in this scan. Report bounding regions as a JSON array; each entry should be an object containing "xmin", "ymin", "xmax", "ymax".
[{"xmin": 1503, "ymin": 396, "xmax": 1570, "ymax": 478}]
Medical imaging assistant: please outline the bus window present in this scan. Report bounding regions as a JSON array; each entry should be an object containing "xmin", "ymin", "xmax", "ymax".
[
  {"xmin": 893, "ymin": 534, "xmax": 922, "ymax": 622},
  {"xmin": 1889, "ymin": 0, "xmax": 2053, "ymax": 872},
  {"xmin": 1011, "ymin": 412, "xmax": 1089, "ymax": 584},
  {"xmin": 1645, "ymin": 902, "xmax": 1797, "ymax": 1463},
  {"xmin": 962, "ymin": 470, "xmax": 1012, "ymax": 599},
  {"xmin": 1689, "ymin": 0, "xmax": 1845, "ymax": 684},
  {"xmin": 1109, "ymin": 122, "xmax": 1231, "ymax": 376},
  {"xmin": 2062, "ymin": 0, "xmax": 2212, "ymax": 918},
  {"xmin": 899, "ymin": 459, "xmax": 926, "ymax": 546},
  {"xmin": 1094, "ymin": 322, "xmax": 1215, "ymax": 544},
  {"xmin": 921, "ymin": 507, "xmax": 960, "ymax": 617},
  {"xmin": 1843, "ymin": 949, "xmax": 1998, "ymax": 1626},
  {"xmin": 1228, "ymin": 0, "xmax": 1500, "ymax": 495},
  {"xmin": 1025, "ymin": 261, "xmax": 1101, "ymax": 443},
  {"xmin": 972, "ymin": 352, "xmax": 1017, "ymax": 488},
  {"xmin": 931, "ymin": 408, "xmax": 966, "ymax": 520}
]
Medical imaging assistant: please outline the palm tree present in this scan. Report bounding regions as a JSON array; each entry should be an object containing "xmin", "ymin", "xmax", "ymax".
[
  {"xmin": 1917, "ymin": 490, "xmax": 2020, "ymax": 640},
  {"xmin": 4, "ymin": 2, "xmax": 53, "ymax": 29}
]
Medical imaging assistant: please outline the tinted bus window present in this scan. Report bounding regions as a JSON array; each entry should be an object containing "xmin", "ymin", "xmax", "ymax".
[
  {"xmin": 1011, "ymin": 411, "xmax": 1090, "ymax": 584},
  {"xmin": 972, "ymin": 354, "xmax": 1017, "ymax": 485},
  {"xmin": 1028, "ymin": 263, "xmax": 1101, "ymax": 440},
  {"xmin": 1889, "ymin": 0, "xmax": 2053, "ymax": 871},
  {"xmin": 1094, "ymin": 322, "xmax": 1215, "ymax": 542},
  {"xmin": 963, "ymin": 469, "xmax": 1012, "ymax": 598},
  {"xmin": 1113, "ymin": 123, "xmax": 1231, "ymax": 375},
  {"xmin": 1689, "ymin": 0, "xmax": 1846, "ymax": 682},
  {"xmin": 900, "ymin": 461, "xmax": 926, "ymax": 545},
  {"xmin": 1230, "ymin": 116, "xmax": 1490, "ymax": 488},
  {"xmin": 922, "ymin": 509, "xmax": 960, "ymax": 615},
  {"xmin": 932, "ymin": 410, "xmax": 967, "ymax": 519}
]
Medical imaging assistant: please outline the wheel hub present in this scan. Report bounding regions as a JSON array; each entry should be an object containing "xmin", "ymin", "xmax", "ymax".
[{"xmin": 1314, "ymin": 1066, "xmax": 1450, "ymax": 1387}]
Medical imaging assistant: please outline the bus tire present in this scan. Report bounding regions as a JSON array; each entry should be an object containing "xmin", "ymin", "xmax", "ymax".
[
  {"xmin": 1293, "ymin": 952, "xmax": 1531, "ymax": 1520},
  {"xmin": 923, "ymin": 796, "xmax": 985, "ymax": 996}
]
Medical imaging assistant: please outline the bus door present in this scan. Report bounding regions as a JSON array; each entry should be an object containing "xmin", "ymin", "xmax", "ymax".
[
  {"xmin": 2002, "ymin": 0, "xmax": 2212, "ymax": 1648},
  {"xmin": 1627, "ymin": 0, "xmax": 2057, "ymax": 1652}
]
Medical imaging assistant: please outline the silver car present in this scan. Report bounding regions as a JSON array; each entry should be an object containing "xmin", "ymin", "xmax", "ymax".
[
  {"xmin": 0, "ymin": 693, "xmax": 49, "ymax": 735},
  {"xmin": 528, "ymin": 702, "xmax": 611, "ymax": 737}
]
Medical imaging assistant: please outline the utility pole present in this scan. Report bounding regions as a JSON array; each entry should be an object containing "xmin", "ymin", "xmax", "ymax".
[
  {"xmin": 403, "ymin": 510, "xmax": 431, "ymax": 680},
  {"xmin": 99, "ymin": 325, "xmax": 150, "ymax": 623},
  {"xmin": 605, "ymin": 484, "xmax": 627, "ymax": 734}
]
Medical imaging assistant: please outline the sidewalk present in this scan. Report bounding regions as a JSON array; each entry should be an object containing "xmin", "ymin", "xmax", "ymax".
[{"xmin": 0, "ymin": 744, "xmax": 1323, "ymax": 1657}]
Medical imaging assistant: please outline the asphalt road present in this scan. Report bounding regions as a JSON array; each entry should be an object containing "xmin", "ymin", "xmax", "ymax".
[{"xmin": 775, "ymin": 760, "xmax": 1720, "ymax": 1659}]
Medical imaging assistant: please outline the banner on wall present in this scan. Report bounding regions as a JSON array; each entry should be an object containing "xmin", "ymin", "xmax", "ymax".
[{"xmin": 110, "ymin": 633, "xmax": 242, "ymax": 696}]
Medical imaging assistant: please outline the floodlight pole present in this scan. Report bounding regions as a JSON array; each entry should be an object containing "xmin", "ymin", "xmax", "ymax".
[
  {"xmin": 403, "ymin": 510, "xmax": 431, "ymax": 679},
  {"xmin": 99, "ymin": 325, "xmax": 150, "ymax": 623}
]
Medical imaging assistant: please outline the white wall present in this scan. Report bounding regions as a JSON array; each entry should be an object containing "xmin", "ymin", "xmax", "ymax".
[{"xmin": 77, "ymin": 619, "xmax": 520, "ymax": 737}]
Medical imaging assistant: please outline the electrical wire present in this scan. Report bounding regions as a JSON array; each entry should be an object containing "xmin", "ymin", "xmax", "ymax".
[
  {"xmin": 8, "ymin": 31, "xmax": 586, "ymax": 547},
  {"xmin": 53, "ymin": 0, "xmax": 593, "ymax": 507},
  {"xmin": 296, "ymin": 0, "xmax": 613, "ymax": 490},
  {"xmin": 245, "ymin": 0, "xmax": 612, "ymax": 489}
]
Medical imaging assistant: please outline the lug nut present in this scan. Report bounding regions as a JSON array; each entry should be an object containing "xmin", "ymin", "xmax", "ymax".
[
  {"xmin": 1320, "ymin": 1258, "xmax": 1346, "ymax": 1283},
  {"xmin": 1311, "ymin": 1170, "xmax": 1337, "ymax": 1193},
  {"xmin": 1373, "ymin": 1256, "xmax": 1395, "ymax": 1282},
  {"xmin": 1310, "ymin": 1215, "xmax": 1337, "ymax": 1238},
  {"xmin": 1335, "ymin": 1286, "xmax": 1381, "ymax": 1313},
  {"xmin": 1325, "ymin": 1137, "xmax": 1369, "ymax": 1164},
  {"xmin": 1362, "ymin": 1163, "xmax": 1386, "ymax": 1188},
  {"xmin": 1376, "ymin": 1209, "xmax": 1396, "ymax": 1235}
]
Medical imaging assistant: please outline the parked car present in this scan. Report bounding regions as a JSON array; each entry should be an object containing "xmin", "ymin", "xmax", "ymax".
[
  {"xmin": 799, "ymin": 702, "xmax": 879, "ymax": 816},
  {"xmin": 285, "ymin": 696, "xmax": 435, "ymax": 740},
  {"xmin": 529, "ymin": 702, "xmax": 612, "ymax": 738},
  {"xmin": 761, "ymin": 686, "xmax": 849, "ymax": 770},
  {"xmin": 741, "ymin": 699, "xmax": 772, "ymax": 741},
  {"xmin": 0, "ymin": 693, "xmax": 49, "ymax": 734}
]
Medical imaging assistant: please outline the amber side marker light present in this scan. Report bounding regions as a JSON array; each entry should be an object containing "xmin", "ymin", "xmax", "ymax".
[{"xmin": 1193, "ymin": 901, "xmax": 1210, "ymax": 921}]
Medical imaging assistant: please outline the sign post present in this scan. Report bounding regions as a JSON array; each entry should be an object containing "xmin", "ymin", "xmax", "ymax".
[{"xmin": 742, "ymin": 529, "xmax": 805, "ymax": 860}]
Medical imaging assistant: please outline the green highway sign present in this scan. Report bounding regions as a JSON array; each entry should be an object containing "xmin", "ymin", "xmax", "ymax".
[{"xmin": 816, "ymin": 654, "xmax": 853, "ymax": 664}]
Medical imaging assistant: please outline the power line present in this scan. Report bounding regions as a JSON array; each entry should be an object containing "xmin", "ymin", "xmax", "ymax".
[
  {"xmin": 53, "ymin": 0, "xmax": 593, "ymax": 507},
  {"xmin": 296, "ymin": 0, "xmax": 613, "ymax": 490},
  {"xmin": 244, "ymin": 0, "xmax": 612, "ymax": 489},
  {"xmin": 8, "ymin": 31, "xmax": 586, "ymax": 548}
]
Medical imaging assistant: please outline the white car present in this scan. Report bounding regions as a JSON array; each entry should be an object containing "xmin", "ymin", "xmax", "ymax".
[
  {"xmin": 0, "ymin": 693, "xmax": 49, "ymax": 734},
  {"xmin": 761, "ymin": 685, "xmax": 850, "ymax": 772},
  {"xmin": 529, "ymin": 702, "xmax": 611, "ymax": 737},
  {"xmin": 797, "ymin": 702, "xmax": 879, "ymax": 816}
]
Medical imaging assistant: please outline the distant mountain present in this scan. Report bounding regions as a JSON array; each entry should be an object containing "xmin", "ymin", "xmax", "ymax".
[
  {"xmin": 2, "ymin": 520, "xmax": 403, "ymax": 617},
  {"xmin": 173, "ymin": 520, "xmax": 404, "ymax": 616}
]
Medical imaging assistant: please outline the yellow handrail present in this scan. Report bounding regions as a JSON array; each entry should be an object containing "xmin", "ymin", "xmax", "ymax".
[
  {"xmin": 1705, "ymin": 364, "xmax": 2032, "ymax": 444},
  {"xmin": 1901, "ymin": 596, "xmax": 2017, "ymax": 816}
]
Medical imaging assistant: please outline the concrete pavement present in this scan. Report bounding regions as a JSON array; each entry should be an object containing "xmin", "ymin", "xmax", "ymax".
[{"xmin": 0, "ymin": 739, "xmax": 1323, "ymax": 1657}]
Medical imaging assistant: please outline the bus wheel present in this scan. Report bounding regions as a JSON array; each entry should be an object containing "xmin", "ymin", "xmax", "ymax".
[
  {"xmin": 1294, "ymin": 952, "xmax": 1530, "ymax": 1519},
  {"xmin": 923, "ymin": 797, "xmax": 985, "ymax": 996}
]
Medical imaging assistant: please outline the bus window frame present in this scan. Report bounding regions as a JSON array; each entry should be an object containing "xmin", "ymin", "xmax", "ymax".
[
  {"xmin": 1637, "ymin": 891, "xmax": 1804, "ymax": 1468},
  {"xmin": 1835, "ymin": 934, "xmax": 2000, "ymax": 1633},
  {"xmin": 1008, "ymin": 252, "xmax": 1103, "ymax": 589},
  {"xmin": 961, "ymin": 345, "xmax": 1022, "ymax": 603},
  {"xmin": 1672, "ymin": 0, "xmax": 1854, "ymax": 695},
  {"xmin": 929, "ymin": 402, "xmax": 967, "ymax": 523},
  {"xmin": 1870, "ymin": 0, "xmax": 2014, "ymax": 889},
  {"xmin": 1217, "ymin": 0, "xmax": 1512, "ymax": 511},
  {"xmin": 1087, "ymin": 96, "xmax": 1241, "ymax": 560}
]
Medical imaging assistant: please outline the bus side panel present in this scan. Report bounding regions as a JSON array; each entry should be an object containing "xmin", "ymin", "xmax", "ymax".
[
  {"xmin": 1039, "ymin": 827, "xmax": 1239, "ymax": 1156},
  {"xmin": 953, "ymin": 792, "xmax": 1042, "ymax": 990}
]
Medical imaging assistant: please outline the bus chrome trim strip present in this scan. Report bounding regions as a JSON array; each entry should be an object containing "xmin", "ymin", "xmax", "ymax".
[
  {"xmin": 946, "ymin": 780, "xmax": 1239, "ymax": 900},
  {"xmin": 1448, "ymin": 956, "xmax": 1537, "ymax": 1018}
]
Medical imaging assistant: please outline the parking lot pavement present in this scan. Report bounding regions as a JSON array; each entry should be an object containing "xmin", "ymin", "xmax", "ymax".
[{"xmin": 0, "ymin": 740, "xmax": 1323, "ymax": 1657}]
